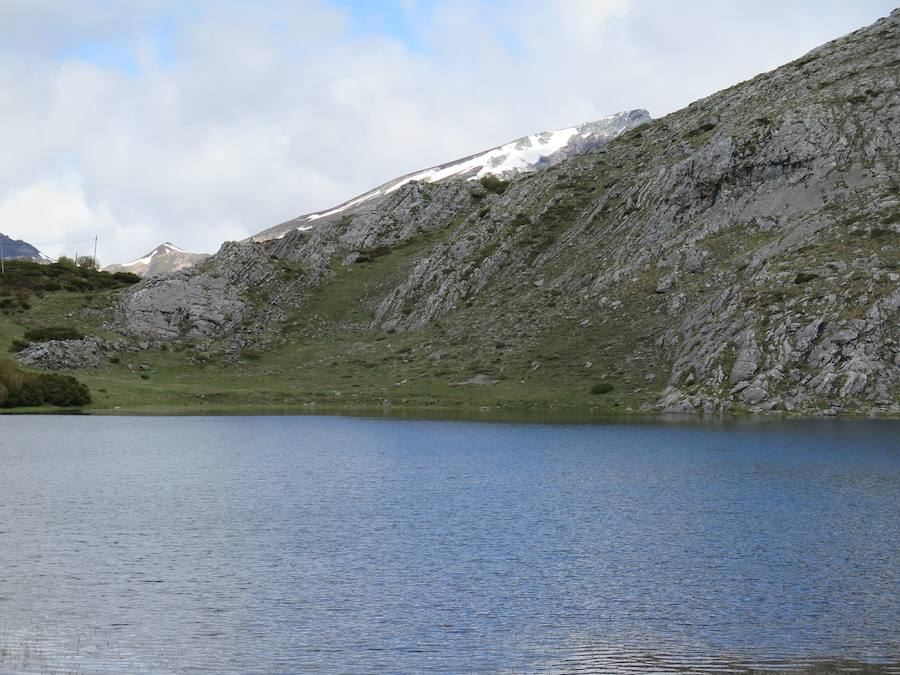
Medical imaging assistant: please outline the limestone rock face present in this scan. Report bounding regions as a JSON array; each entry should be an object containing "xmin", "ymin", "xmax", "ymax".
[
  {"xmin": 112, "ymin": 242, "xmax": 283, "ymax": 342},
  {"xmin": 16, "ymin": 337, "xmax": 117, "ymax": 370}
]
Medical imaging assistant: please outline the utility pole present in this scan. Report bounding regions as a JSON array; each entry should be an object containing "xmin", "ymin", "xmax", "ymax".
[{"xmin": 92, "ymin": 234, "xmax": 98, "ymax": 270}]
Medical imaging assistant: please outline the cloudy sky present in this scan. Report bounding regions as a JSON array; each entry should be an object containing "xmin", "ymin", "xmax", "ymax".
[{"xmin": 0, "ymin": 0, "xmax": 894, "ymax": 264}]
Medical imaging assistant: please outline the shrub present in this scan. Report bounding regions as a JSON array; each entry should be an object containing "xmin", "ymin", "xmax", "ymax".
[
  {"xmin": 591, "ymin": 382, "xmax": 615, "ymax": 395},
  {"xmin": 9, "ymin": 339, "xmax": 31, "ymax": 353},
  {"xmin": 0, "ymin": 359, "xmax": 24, "ymax": 395},
  {"xmin": 27, "ymin": 373, "xmax": 91, "ymax": 406},
  {"xmin": 24, "ymin": 326, "xmax": 85, "ymax": 342},
  {"xmin": 685, "ymin": 122, "xmax": 716, "ymax": 137},
  {"xmin": 240, "ymin": 348, "xmax": 263, "ymax": 361},
  {"xmin": 55, "ymin": 256, "xmax": 78, "ymax": 270},
  {"xmin": 479, "ymin": 175, "xmax": 509, "ymax": 194},
  {"xmin": 76, "ymin": 255, "xmax": 99, "ymax": 270},
  {"xmin": 794, "ymin": 272, "xmax": 818, "ymax": 284},
  {"xmin": 0, "ymin": 259, "xmax": 139, "ymax": 295},
  {"xmin": 0, "ymin": 358, "xmax": 91, "ymax": 408},
  {"xmin": 510, "ymin": 213, "xmax": 531, "ymax": 227},
  {"xmin": 112, "ymin": 271, "xmax": 142, "ymax": 284},
  {"xmin": 353, "ymin": 245, "xmax": 393, "ymax": 264}
]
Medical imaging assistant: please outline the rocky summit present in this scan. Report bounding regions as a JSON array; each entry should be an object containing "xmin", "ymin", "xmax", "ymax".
[
  {"xmin": 105, "ymin": 10, "xmax": 899, "ymax": 415},
  {"xmin": 104, "ymin": 242, "xmax": 209, "ymax": 278}
]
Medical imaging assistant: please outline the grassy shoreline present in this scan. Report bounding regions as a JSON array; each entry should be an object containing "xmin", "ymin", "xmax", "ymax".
[
  {"xmin": 2, "ymin": 265, "xmax": 897, "ymax": 421},
  {"xmin": 3, "ymin": 399, "xmax": 898, "ymax": 425}
]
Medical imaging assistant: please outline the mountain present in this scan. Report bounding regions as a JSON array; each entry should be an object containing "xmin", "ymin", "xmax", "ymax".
[
  {"xmin": 30, "ymin": 10, "xmax": 900, "ymax": 416},
  {"xmin": 251, "ymin": 110, "xmax": 650, "ymax": 242},
  {"xmin": 0, "ymin": 233, "xmax": 52, "ymax": 263},
  {"xmin": 104, "ymin": 242, "xmax": 209, "ymax": 277}
]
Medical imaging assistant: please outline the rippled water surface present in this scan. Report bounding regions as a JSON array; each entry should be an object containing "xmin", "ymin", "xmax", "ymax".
[{"xmin": 1, "ymin": 415, "xmax": 898, "ymax": 673}]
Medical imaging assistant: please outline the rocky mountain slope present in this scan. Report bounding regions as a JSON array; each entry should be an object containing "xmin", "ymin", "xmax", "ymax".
[
  {"xmin": 96, "ymin": 11, "xmax": 900, "ymax": 415},
  {"xmin": 104, "ymin": 242, "xmax": 208, "ymax": 278},
  {"xmin": 251, "ymin": 110, "xmax": 650, "ymax": 242},
  {"xmin": 0, "ymin": 233, "xmax": 52, "ymax": 263}
]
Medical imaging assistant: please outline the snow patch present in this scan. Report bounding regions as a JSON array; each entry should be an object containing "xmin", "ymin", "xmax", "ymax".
[{"xmin": 306, "ymin": 191, "xmax": 380, "ymax": 221}]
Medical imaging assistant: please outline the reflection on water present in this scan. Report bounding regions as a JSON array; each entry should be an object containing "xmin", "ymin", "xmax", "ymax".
[{"xmin": 1, "ymin": 415, "xmax": 898, "ymax": 673}]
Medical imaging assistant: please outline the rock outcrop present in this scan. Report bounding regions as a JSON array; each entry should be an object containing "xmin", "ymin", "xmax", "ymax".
[{"xmin": 16, "ymin": 337, "xmax": 118, "ymax": 370}]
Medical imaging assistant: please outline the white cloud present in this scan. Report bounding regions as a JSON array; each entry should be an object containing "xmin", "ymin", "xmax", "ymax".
[
  {"xmin": 0, "ymin": 174, "xmax": 116, "ymax": 256},
  {"xmin": 0, "ymin": 0, "xmax": 895, "ymax": 264}
]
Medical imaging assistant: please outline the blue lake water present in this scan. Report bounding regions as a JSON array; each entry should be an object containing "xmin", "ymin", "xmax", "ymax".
[{"xmin": 0, "ymin": 415, "xmax": 898, "ymax": 673}]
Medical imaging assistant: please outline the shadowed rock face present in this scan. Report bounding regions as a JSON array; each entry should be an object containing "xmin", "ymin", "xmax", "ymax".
[{"xmin": 114, "ymin": 10, "xmax": 900, "ymax": 415}]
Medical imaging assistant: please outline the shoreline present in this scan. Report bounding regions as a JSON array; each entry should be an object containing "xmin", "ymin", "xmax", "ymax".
[{"xmin": 3, "ymin": 401, "xmax": 899, "ymax": 425}]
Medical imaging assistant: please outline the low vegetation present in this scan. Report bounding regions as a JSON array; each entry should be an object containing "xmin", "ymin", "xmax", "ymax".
[
  {"xmin": 0, "ymin": 258, "xmax": 140, "ymax": 295},
  {"xmin": 0, "ymin": 359, "xmax": 91, "ymax": 409},
  {"xmin": 479, "ymin": 175, "xmax": 509, "ymax": 194}
]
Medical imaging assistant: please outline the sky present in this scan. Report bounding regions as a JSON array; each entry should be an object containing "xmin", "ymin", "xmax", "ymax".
[{"xmin": 0, "ymin": 0, "xmax": 895, "ymax": 265}]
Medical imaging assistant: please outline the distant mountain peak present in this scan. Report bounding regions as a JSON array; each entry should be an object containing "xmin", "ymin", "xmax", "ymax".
[
  {"xmin": 0, "ymin": 233, "xmax": 53, "ymax": 263},
  {"xmin": 252, "ymin": 109, "xmax": 651, "ymax": 241},
  {"xmin": 103, "ymin": 242, "xmax": 208, "ymax": 278}
]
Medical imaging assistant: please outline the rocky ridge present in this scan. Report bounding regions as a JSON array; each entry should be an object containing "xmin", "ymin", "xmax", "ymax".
[
  {"xmin": 109, "ymin": 10, "xmax": 899, "ymax": 416},
  {"xmin": 251, "ymin": 110, "xmax": 650, "ymax": 242}
]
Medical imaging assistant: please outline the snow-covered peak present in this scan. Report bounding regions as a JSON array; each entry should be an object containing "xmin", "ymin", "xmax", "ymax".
[
  {"xmin": 121, "ymin": 243, "xmax": 187, "ymax": 267},
  {"xmin": 104, "ymin": 242, "xmax": 208, "ymax": 278},
  {"xmin": 385, "ymin": 112, "xmax": 646, "ymax": 189},
  {"xmin": 252, "ymin": 109, "xmax": 651, "ymax": 241}
]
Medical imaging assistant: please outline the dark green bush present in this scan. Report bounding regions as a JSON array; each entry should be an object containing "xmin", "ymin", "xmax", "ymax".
[
  {"xmin": 0, "ymin": 359, "xmax": 90, "ymax": 408},
  {"xmin": 685, "ymin": 123, "xmax": 716, "ymax": 137},
  {"xmin": 510, "ymin": 213, "xmax": 531, "ymax": 227},
  {"xmin": 112, "ymin": 271, "xmax": 142, "ymax": 284},
  {"xmin": 9, "ymin": 339, "xmax": 31, "ymax": 353},
  {"xmin": 794, "ymin": 272, "xmax": 818, "ymax": 284},
  {"xmin": 591, "ymin": 382, "xmax": 615, "ymax": 395},
  {"xmin": 479, "ymin": 175, "xmax": 509, "ymax": 194},
  {"xmin": 24, "ymin": 326, "xmax": 85, "ymax": 342},
  {"xmin": 353, "ymin": 245, "xmax": 393, "ymax": 264},
  {"xmin": 36, "ymin": 374, "xmax": 91, "ymax": 406}
]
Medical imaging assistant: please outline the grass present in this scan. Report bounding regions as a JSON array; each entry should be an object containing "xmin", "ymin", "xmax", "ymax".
[{"xmin": 0, "ymin": 269, "xmax": 673, "ymax": 415}]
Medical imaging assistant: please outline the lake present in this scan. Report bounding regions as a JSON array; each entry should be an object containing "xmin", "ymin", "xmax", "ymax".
[{"xmin": 1, "ymin": 415, "xmax": 898, "ymax": 673}]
